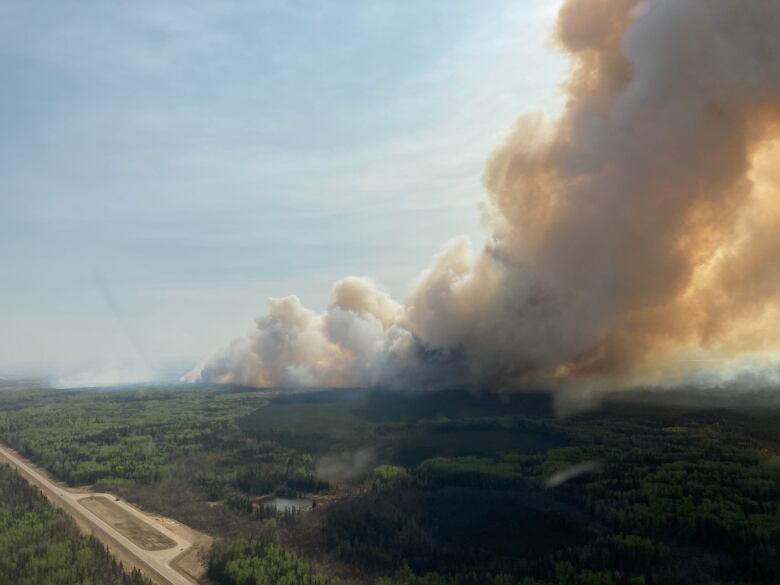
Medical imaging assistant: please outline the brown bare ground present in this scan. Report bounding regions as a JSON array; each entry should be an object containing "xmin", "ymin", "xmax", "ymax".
[{"xmin": 81, "ymin": 496, "xmax": 177, "ymax": 551}]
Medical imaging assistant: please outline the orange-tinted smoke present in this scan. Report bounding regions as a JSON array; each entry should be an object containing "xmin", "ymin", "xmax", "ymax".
[
  {"xmin": 481, "ymin": 0, "xmax": 780, "ymax": 385},
  {"xmin": 191, "ymin": 0, "xmax": 780, "ymax": 392}
]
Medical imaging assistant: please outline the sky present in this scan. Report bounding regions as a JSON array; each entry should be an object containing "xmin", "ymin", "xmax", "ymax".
[{"xmin": 0, "ymin": 0, "xmax": 565, "ymax": 383}]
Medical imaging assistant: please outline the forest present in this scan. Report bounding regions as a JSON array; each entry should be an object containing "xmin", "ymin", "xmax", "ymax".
[
  {"xmin": 0, "ymin": 384, "xmax": 779, "ymax": 584},
  {"xmin": 0, "ymin": 461, "xmax": 150, "ymax": 585}
]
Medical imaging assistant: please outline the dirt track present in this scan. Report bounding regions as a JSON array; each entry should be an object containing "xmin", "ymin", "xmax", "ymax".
[{"xmin": 0, "ymin": 444, "xmax": 208, "ymax": 585}]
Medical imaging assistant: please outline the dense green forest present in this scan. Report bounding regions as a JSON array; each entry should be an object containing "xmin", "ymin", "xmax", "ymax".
[
  {"xmin": 208, "ymin": 533, "xmax": 339, "ymax": 585},
  {"xmin": 0, "ymin": 384, "xmax": 779, "ymax": 584},
  {"xmin": 0, "ymin": 462, "xmax": 150, "ymax": 585}
]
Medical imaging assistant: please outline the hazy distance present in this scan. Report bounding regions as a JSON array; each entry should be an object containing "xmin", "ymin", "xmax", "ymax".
[{"xmin": 0, "ymin": 0, "xmax": 564, "ymax": 385}]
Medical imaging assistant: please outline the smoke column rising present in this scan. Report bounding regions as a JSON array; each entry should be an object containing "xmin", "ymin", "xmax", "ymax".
[{"xmin": 190, "ymin": 0, "xmax": 780, "ymax": 393}]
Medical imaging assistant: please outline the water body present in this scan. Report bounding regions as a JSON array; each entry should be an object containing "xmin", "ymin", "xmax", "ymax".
[{"xmin": 264, "ymin": 497, "xmax": 313, "ymax": 512}]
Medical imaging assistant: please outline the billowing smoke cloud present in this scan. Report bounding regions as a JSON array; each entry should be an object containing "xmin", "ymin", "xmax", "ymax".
[{"xmin": 190, "ymin": 0, "xmax": 780, "ymax": 392}]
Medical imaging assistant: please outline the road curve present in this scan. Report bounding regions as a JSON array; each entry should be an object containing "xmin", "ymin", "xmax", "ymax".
[{"xmin": 0, "ymin": 443, "xmax": 199, "ymax": 585}]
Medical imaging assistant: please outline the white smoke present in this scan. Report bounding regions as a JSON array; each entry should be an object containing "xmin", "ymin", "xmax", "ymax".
[
  {"xmin": 190, "ymin": 0, "xmax": 780, "ymax": 393},
  {"xmin": 545, "ymin": 459, "xmax": 603, "ymax": 488},
  {"xmin": 315, "ymin": 447, "xmax": 377, "ymax": 483},
  {"xmin": 53, "ymin": 361, "xmax": 158, "ymax": 389}
]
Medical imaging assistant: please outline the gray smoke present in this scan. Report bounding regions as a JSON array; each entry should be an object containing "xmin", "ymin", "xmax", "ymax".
[
  {"xmin": 315, "ymin": 447, "xmax": 377, "ymax": 483},
  {"xmin": 189, "ymin": 0, "xmax": 780, "ymax": 394}
]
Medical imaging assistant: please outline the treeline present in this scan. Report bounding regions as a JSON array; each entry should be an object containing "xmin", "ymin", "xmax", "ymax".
[
  {"xmin": 321, "ymin": 483, "xmax": 591, "ymax": 577},
  {"xmin": 0, "ymin": 463, "xmax": 151, "ymax": 585},
  {"xmin": 0, "ymin": 388, "xmax": 271, "ymax": 488},
  {"xmin": 548, "ymin": 415, "xmax": 780, "ymax": 582},
  {"xmin": 208, "ymin": 535, "xmax": 339, "ymax": 585},
  {"xmin": 0, "ymin": 388, "xmax": 328, "ymax": 520},
  {"xmin": 302, "ymin": 407, "xmax": 780, "ymax": 584},
  {"xmin": 4, "ymin": 385, "xmax": 780, "ymax": 583},
  {"xmin": 207, "ymin": 529, "xmax": 660, "ymax": 585}
]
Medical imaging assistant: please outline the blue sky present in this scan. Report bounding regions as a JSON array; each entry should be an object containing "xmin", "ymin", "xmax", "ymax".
[{"xmin": 0, "ymin": 0, "xmax": 564, "ymax": 381}]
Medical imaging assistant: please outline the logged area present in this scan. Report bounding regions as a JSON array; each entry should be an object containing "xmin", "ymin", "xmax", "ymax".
[{"xmin": 1, "ymin": 384, "xmax": 780, "ymax": 584}]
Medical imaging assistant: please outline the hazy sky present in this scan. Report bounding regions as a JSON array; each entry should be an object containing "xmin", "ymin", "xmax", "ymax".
[{"xmin": 0, "ymin": 0, "xmax": 565, "ymax": 381}]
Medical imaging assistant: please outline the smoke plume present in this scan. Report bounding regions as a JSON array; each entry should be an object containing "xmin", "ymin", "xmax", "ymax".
[
  {"xmin": 190, "ymin": 0, "xmax": 780, "ymax": 393},
  {"xmin": 315, "ymin": 447, "xmax": 377, "ymax": 483},
  {"xmin": 545, "ymin": 459, "xmax": 603, "ymax": 488}
]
